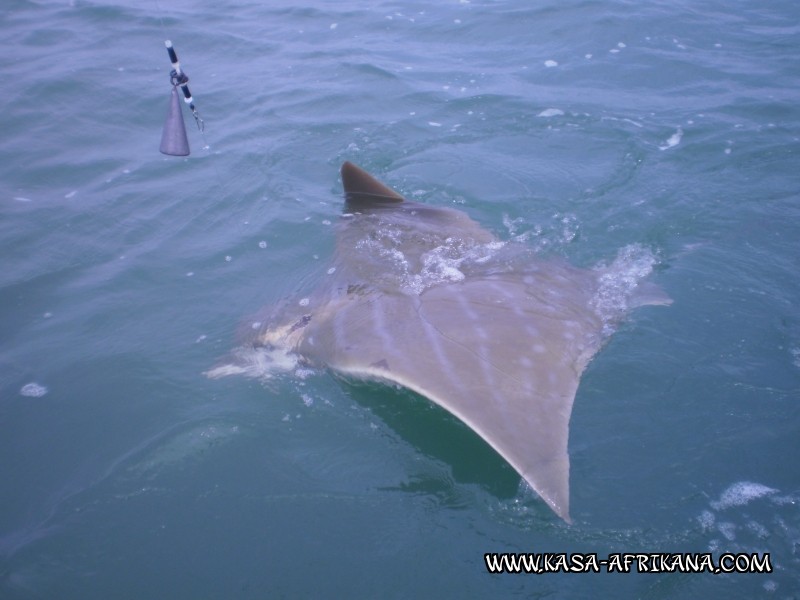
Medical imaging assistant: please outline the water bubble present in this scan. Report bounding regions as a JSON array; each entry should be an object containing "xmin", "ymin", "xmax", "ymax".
[{"xmin": 20, "ymin": 383, "xmax": 47, "ymax": 397}]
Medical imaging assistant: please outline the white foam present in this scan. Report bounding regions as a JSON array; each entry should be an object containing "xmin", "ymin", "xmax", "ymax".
[
  {"xmin": 746, "ymin": 520, "xmax": 769, "ymax": 538},
  {"xmin": 403, "ymin": 239, "xmax": 503, "ymax": 295},
  {"xmin": 204, "ymin": 346, "xmax": 299, "ymax": 380},
  {"xmin": 602, "ymin": 116, "xmax": 643, "ymax": 128},
  {"xmin": 544, "ymin": 59, "xmax": 558, "ymax": 68},
  {"xmin": 790, "ymin": 346, "xmax": 800, "ymax": 368},
  {"xmin": 659, "ymin": 127, "xmax": 683, "ymax": 150},
  {"xmin": 258, "ymin": 240, "xmax": 267, "ymax": 249},
  {"xmin": 406, "ymin": 246, "xmax": 466, "ymax": 293},
  {"xmin": 502, "ymin": 213, "xmax": 524, "ymax": 236},
  {"xmin": 20, "ymin": 383, "xmax": 47, "ymax": 397},
  {"xmin": 591, "ymin": 244, "xmax": 659, "ymax": 333},
  {"xmin": 294, "ymin": 367, "xmax": 316, "ymax": 380},
  {"xmin": 771, "ymin": 494, "xmax": 797, "ymax": 506},
  {"xmin": 355, "ymin": 223, "xmax": 504, "ymax": 296},
  {"xmin": 710, "ymin": 481, "xmax": 778, "ymax": 510},
  {"xmin": 717, "ymin": 521, "xmax": 736, "ymax": 541},
  {"xmin": 560, "ymin": 214, "xmax": 578, "ymax": 242},
  {"xmin": 537, "ymin": 108, "xmax": 564, "ymax": 118},
  {"xmin": 697, "ymin": 509, "xmax": 715, "ymax": 530}
]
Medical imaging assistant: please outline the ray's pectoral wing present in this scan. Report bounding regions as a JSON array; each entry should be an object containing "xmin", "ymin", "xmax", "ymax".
[{"xmin": 307, "ymin": 278, "xmax": 602, "ymax": 522}]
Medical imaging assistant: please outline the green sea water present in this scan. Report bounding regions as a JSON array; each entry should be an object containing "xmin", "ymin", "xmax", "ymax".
[{"xmin": 1, "ymin": 0, "xmax": 799, "ymax": 597}]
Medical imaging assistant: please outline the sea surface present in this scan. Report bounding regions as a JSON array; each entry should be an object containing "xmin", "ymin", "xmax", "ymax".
[{"xmin": 1, "ymin": 0, "xmax": 799, "ymax": 597}]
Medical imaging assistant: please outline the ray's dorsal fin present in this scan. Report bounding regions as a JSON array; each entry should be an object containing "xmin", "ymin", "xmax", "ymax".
[{"xmin": 341, "ymin": 161, "xmax": 405, "ymax": 205}]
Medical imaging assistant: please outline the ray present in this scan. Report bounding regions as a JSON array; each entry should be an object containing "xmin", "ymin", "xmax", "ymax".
[{"xmin": 212, "ymin": 161, "xmax": 670, "ymax": 522}]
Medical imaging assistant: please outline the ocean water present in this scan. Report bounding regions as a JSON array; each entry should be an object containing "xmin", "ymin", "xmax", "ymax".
[{"xmin": 1, "ymin": 0, "xmax": 799, "ymax": 597}]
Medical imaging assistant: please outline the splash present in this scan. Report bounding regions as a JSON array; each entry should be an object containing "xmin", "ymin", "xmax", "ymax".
[
  {"xmin": 659, "ymin": 127, "xmax": 683, "ymax": 150},
  {"xmin": 355, "ymin": 223, "xmax": 505, "ymax": 296},
  {"xmin": 591, "ymin": 244, "xmax": 660, "ymax": 333},
  {"xmin": 537, "ymin": 108, "xmax": 564, "ymax": 118},
  {"xmin": 710, "ymin": 481, "xmax": 778, "ymax": 510},
  {"xmin": 204, "ymin": 345, "xmax": 299, "ymax": 380}
]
